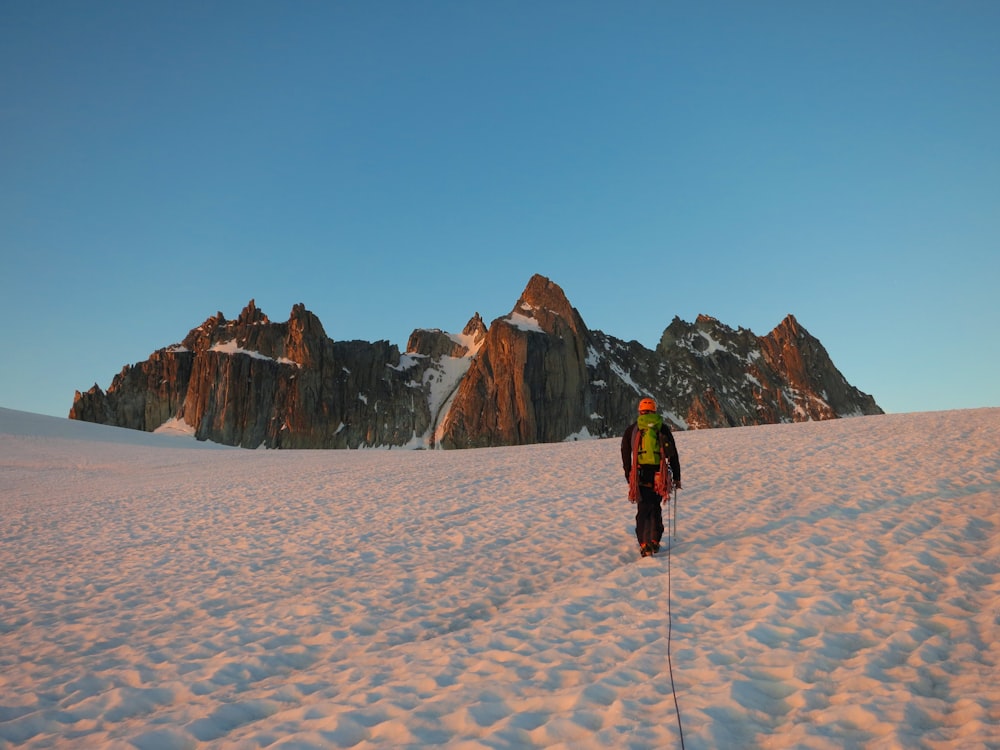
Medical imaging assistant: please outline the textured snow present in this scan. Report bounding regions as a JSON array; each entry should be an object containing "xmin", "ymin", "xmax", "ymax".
[{"xmin": 1, "ymin": 406, "xmax": 998, "ymax": 749}]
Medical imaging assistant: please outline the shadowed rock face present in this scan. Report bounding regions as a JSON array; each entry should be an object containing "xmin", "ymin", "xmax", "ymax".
[
  {"xmin": 648, "ymin": 313, "xmax": 881, "ymax": 428},
  {"xmin": 72, "ymin": 299, "xmax": 432, "ymax": 448},
  {"xmin": 70, "ymin": 275, "xmax": 882, "ymax": 448}
]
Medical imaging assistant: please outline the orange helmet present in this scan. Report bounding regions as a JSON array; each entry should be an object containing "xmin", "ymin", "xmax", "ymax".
[{"xmin": 638, "ymin": 397, "xmax": 657, "ymax": 413}]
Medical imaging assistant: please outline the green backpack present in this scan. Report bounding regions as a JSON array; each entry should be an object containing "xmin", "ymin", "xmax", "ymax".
[{"xmin": 636, "ymin": 413, "xmax": 664, "ymax": 466}]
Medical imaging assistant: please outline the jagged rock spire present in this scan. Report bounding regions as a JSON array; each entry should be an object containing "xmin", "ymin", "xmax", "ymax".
[{"xmin": 507, "ymin": 274, "xmax": 588, "ymax": 338}]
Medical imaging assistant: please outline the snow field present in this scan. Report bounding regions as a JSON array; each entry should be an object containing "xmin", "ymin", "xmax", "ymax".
[{"xmin": 1, "ymin": 407, "xmax": 998, "ymax": 748}]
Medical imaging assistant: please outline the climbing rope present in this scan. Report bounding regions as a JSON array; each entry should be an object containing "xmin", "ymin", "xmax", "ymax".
[{"xmin": 666, "ymin": 488, "xmax": 686, "ymax": 749}]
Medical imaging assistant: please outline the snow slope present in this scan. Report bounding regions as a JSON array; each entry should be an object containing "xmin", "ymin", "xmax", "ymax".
[{"xmin": 1, "ymin": 406, "xmax": 998, "ymax": 749}]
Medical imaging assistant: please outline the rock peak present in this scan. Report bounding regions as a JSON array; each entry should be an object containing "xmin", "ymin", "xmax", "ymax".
[
  {"xmin": 462, "ymin": 313, "xmax": 487, "ymax": 341},
  {"xmin": 237, "ymin": 299, "xmax": 269, "ymax": 326},
  {"xmin": 518, "ymin": 274, "xmax": 571, "ymax": 311},
  {"xmin": 288, "ymin": 303, "xmax": 326, "ymax": 339},
  {"xmin": 773, "ymin": 313, "xmax": 801, "ymax": 336},
  {"xmin": 511, "ymin": 274, "xmax": 586, "ymax": 337}
]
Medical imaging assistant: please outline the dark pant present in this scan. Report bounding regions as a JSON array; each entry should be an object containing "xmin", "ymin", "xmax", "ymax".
[{"xmin": 635, "ymin": 484, "xmax": 664, "ymax": 546}]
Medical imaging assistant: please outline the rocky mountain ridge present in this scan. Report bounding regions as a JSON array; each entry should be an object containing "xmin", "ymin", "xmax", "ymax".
[{"xmin": 70, "ymin": 274, "xmax": 883, "ymax": 448}]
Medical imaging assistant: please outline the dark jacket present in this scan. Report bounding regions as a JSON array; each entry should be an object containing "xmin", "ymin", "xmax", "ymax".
[{"xmin": 621, "ymin": 420, "xmax": 681, "ymax": 486}]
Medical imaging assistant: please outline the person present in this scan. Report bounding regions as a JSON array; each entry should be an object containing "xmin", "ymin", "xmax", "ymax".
[{"xmin": 621, "ymin": 397, "xmax": 682, "ymax": 557}]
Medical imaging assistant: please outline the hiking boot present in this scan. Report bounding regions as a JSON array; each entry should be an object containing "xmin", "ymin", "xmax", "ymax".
[
  {"xmin": 650, "ymin": 540, "xmax": 660, "ymax": 554},
  {"xmin": 639, "ymin": 543, "xmax": 652, "ymax": 558}
]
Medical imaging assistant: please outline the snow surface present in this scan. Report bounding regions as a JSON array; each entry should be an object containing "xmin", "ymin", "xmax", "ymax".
[
  {"xmin": 1, "ymin": 406, "xmax": 998, "ymax": 749},
  {"xmin": 695, "ymin": 331, "xmax": 726, "ymax": 356},
  {"xmin": 504, "ymin": 312, "xmax": 545, "ymax": 333},
  {"xmin": 153, "ymin": 417, "xmax": 198, "ymax": 438},
  {"xmin": 210, "ymin": 340, "xmax": 301, "ymax": 367}
]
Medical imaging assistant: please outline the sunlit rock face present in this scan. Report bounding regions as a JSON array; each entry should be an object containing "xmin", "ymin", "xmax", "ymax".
[{"xmin": 70, "ymin": 275, "xmax": 882, "ymax": 448}]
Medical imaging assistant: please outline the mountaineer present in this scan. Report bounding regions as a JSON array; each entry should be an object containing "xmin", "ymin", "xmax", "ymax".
[{"xmin": 621, "ymin": 397, "xmax": 682, "ymax": 557}]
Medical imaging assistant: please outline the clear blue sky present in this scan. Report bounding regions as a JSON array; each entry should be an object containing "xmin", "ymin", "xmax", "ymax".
[{"xmin": 2, "ymin": 1, "xmax": 998, "ymax": 419}]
